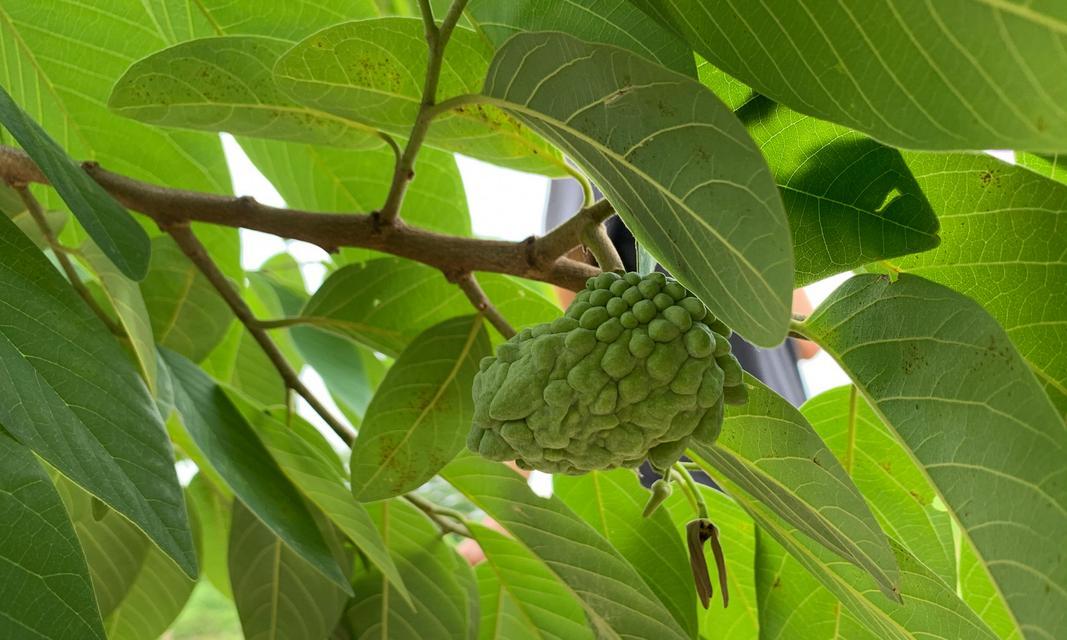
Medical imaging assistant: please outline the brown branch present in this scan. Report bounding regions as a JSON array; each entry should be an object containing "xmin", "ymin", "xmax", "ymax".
[
  {"xmin": 533, "ymin": 199, "xmax": 615, "ymax": 267},
  {"xmin": 450, "ymin": 272, "xmax": 516, "ymax": 338},
  {"xmin": 0, "ymin": 144, "xmax": 598, "ymax": 291},
  {"xmin": 379, "ymin": 0, "xmax": 470, "ymax": 224},
  {"xmin": 163, "ymin": 223, "xmax": 356, "ymax": 445},
  {"xmin": 11, "ymin": 184, "xmax": 125, "ymax": 335},
  {"xmin": 581, "ymin": 222, "xmax": 624, "ymax": 272}
]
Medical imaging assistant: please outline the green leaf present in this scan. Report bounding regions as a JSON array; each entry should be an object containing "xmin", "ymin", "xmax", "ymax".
[
  {"xmin": 482, "ymin": 32, "xmax": 792, "ymax": 346},
  {"xmin": 753, "ymin": 527, "xmax": 998, "ymax": 640},
  {"xmin": 240, "ymin": 138, "xmax": 471, "ymax": 255},
  {"xmin": 302, "ymin": 258, "xmax": 559, "ymax": 356},
  {"xmin": 663, "ymin": 484, "xmax": 759, "ymax": 640},
  {"xmin": 78, "ymin": 241, "xmax": 159, "ymax": 393},
  {"xmin": 273, "ymin": 18, "xmax": 569, "ymax": 176},
  {"xmin": 1017, "ymin": 153, "xmax": 1067, "ymax": 186},
  {"xmin": 344, "ymin": 499, "xmax": 474, "ymax": 639},
  {"xmin": 141, "ymin": 235, "xmax": 233, "ymax": 363},
  {"xmin": 227, "ymin": 395, "xmax": 411, "ymax": 603},
  {"xmin": 229, "ymin": 501, "xmax": 349, "ymax": 640},
  {"xmin": 110, "ymin": 35, "xmax": 383, "ymax": 148},
  {"xmin": 465, "ymin": 0, "xmax": 696, "ymax": 76},
  {"xmin": 554, "ymin": 469, "xmax": 697, "ymax": 638},
  {"xmin": 442, "ymin": 455, "xmax": 691, "ymax": 640},
  {"xmin": 0, "ymin": 432, "xmax": 104, "ymax": 640},
  {"xmin": 643, "ymin": 0, "xmax": 1067, "ymax": 151},
  {"xmin": 186, "ymin": 474, "xmax": 233, "ymax": 599},
  {"xmin": 0, "ymin": 1, "xmax": 230, "ymax": 225},
  {"xmin": 470, "ymin": 522, "xmax": 594, "ymax": 640},
  {"xmin": 1, "ymin": 184, "xmax": 69, "ymax": 249},
  {"xmin": 698, "ymin": 70, "xmax": 941, "ymax": 286},
  {"xmin": 102, "ymin": 538, "xmax": 196, "ymax": 640},
  {"xmin": 959, "ymin": 536, "xmax": 1023, "ymax": 640},
  {"xmin": 689, "ymin": 376, "xmax": 900, "ymax": 600},
  {"xmin": 192, "ymin": 0, "xmax": 381, "ymax": 41},
  {"xmin": 0, "ymin": 85, "xmax": 150, "ymax": 279},
  {"xmin": 803, "ymin": 273, "xmax": 1067, "ymax": 640},
  {"xmin": 352, "ymin": 315, "xmax": 491, "ymax": 501},
  {"xmin": 161, "ymin": 348, "xmax": 349, "ymax": 591},
  {"xmin": 801, "ymin": 387, "xmax": 956, "ymax": 585},
  {"xmin": 0, "ymin": 213, "xmax": 196, "ymax": 576},
  {"xmin": 54, "ymin": 476, "xmax": 150, "ymax": 619},
  {"xmin": 291, "ymin": 324, "xmax": 382, "ymax": 425},
  {"xmin": 890, "ymin": 153, "xmax": 1067, "ymax": 417}
]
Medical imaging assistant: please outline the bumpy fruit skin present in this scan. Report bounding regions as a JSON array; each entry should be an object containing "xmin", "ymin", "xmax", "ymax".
[{"xmin": 467, "ymin": 271, "xmax": 747, "ymax": 475}]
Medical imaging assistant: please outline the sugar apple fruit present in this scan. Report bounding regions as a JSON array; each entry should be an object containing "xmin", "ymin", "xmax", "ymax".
[{"xmin": 467, "ymin": 271, "xmax": 748, "ymax": 475}]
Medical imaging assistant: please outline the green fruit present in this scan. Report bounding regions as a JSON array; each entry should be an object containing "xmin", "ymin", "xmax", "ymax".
[{"xmin": 468, "ymin": 271, "xmax": 745, "ymax": 474}]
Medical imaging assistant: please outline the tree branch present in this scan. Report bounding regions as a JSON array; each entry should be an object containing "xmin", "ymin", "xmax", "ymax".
[
  {"xmin": 11, "ymin": 184, "xmax": 125, "ymax": 335},
  {"xmin": 403, "ymin": 493, "xmax": 472, "ymax": 538},
  {"xmin": 0, "ymin": 143, "xmax": 599, "ymax": 291},
  {"xmin": 162, "ymin": 222, "xmax": 356, "ymax": 445},
  {"xmin": 533, "ymin": 198, "xmax": 615, "ymax": 267},
  {"xmin": 450, "ymin": 272, "xmax": 516, "ymax": 338},
  {"xmin": 581, "ymin": 222, "xmax": 624, "ymax": 272},
  {"xmin": 379, "ymin": 0, "xmax": 470, "ymax": 224}
]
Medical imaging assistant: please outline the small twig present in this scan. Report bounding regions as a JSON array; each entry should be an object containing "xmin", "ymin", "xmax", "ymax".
[
  {"xmin": 581, "ymin": 223, "xmax": 624, "ymax": 272},
  {"xmin": 163, "ymin": 223, "xmax": 356, "ymax": 445},
  {"xmin": 451, "ymin": 272, "xmax": 516, "ymax": 338},
  {"xmin": 12, "ymin": 185, "xmax": 125, "ymax": 336},
  {"xmin": 404, "ymin": 493, "xmax": 472, "ymax": 538},
  {"xmin": 379, "ymin": 0, "xmax": 470, "ymax": 225},
  {"xmin": 534, "ymin": 199, "xmax": 615, "ymax": 266}
]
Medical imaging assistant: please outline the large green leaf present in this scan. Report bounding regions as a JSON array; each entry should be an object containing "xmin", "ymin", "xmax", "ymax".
[
  {"xmin": 0, "ymin": 213, "xmax": 196, "ymax": 575},
  {"xmin": 192, "ymin": 0, "xmax": 380, "ymax": 41},
  {"xmin": 0, "ymin": 432, "xmax": 104, "ymax": 640},
  {"xmin": 102, "ymin": 538, "xmax": 196, "ymax": 640},
  {"xmin": 109, "ymin": 35, "xmax": 383, "ymax": 148},
  {"xmin": 690, "ymin": 377, "xmax": 899, "ymax": 600},
  {"xmin": 78, "ymin": 240, "xmax": 159, "ymax": 392},
  {"xmin": 442, "ymin": 455, "xmax": 691, "ymax": 640},
  {"xmin": 471, "ymin": 522, "xmax": 594, "ymax": 640},
  {"xmin": 229, "ymin": 501, "xmax": 348, "ymax": 640},
  {"xmin": 302, "ymin": 258, "xmax": 560, "ymax": 356},
  {"xmin": 54, "ymin": 477, "xmax": 150, "ymax": 619},
  {"xmin": 663, "ymin": 484, "xmax": 759, "ymax": 639},
  {"xmin": 141, "ymin": 235, "xmax": 233, "ymax": 363},
  {"xmin": 698, "ymin": 69, "xmax": 940, "ymax": 286},
  {"xmin": 0, "ymin": 1, "xmax": 230, "ymax": 218},
  {"xmin": 161, "ymin": 348, "xmax": 349, "ymax": 591},
  {"xmin": 554, "ymin": 469, "xmax": 697, "ymax": 638},
  {"xmin": 642, "ymin": 0, "xmax": 1067, "ymax": 151},
  {"xmin": 352, "ymin": 315, "xmax": 490, "ymax": 501},
  {"xmin": 1018, "ymin": 153, "xmax": 1066, "ymax": 186},
  {"xmin": 890, "ymin": 153, "xmax": 1067, "ymax": 417},
  {"xmin": 344, "ymin": 499, "xmax": 474, "ymax": 639},
  {"xmin": 801, "ymin": 387, "xmax": 956, "ymax": 585},
  {"xmin": 465, "ymin": 0, "xmax": 695, "ymax": 76},
  {"xmin": 684, "ymin": 451, "xmax": 997, "ymax": 640},
  {"xmin": 186, "ymin": 474, "xmax": 233, "ymax": 599},
  {"xmin": 274, "ymin": 18, "xmax": 568, "ymax": 175},
  {"xmin": 803, "ymin": 273, "xmax": 1067, "ymax": 640},
  {"xmin": 959, "ymin": 537, "xmax": 1022, "ymax": 640},
  {"xmin": 753, "ymin": 528, "xmax": 998, "ymax": 640},
  {"xmin": 0, "ymin": 86, "xmax": 150, "ymax": 279},
  {"xmin": 482, "ymin": 32, "xmax": 792, "ymax": 346},
  {"xmin": 228, "ymin": 395, "xmax": 410, "ymax": 602}
]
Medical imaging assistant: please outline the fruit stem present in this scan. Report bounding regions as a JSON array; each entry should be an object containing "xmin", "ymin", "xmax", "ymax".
[{"xmin": 673, "ymin": 462, "xmax": 708, "ymax": 520}]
